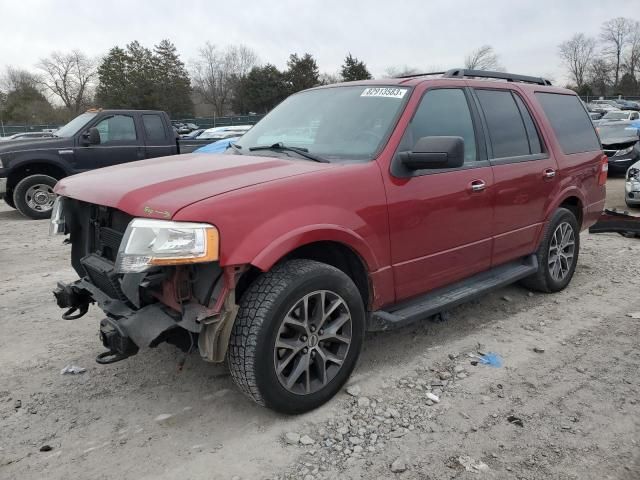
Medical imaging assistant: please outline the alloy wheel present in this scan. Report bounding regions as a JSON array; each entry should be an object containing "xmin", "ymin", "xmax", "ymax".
[
  {"xmin": 548, "ymin": 221, "xmax": 575, "ymax": 282},
  {"xmin": 273, "ymin": 290, "xmax": 352, "ymax": 395}
]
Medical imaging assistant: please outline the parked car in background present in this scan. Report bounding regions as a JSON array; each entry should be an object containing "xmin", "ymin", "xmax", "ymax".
[
  {"xmin": 613, "ymin": 99, "xmax": 640, "ymax": 111},
  {"xmin": 589, "ymin": 112, "xmax": 603, "ymax": 121},
  {"xmin": 596, "ymin": 121, "xmax": 640, "ymax": 173},
  {"xmin": 198, "ymin": 125, "xmax": 252, "ymax": 141},
  {"xmin": 1, "ymin": 131, "xmax": 56, "ymax": 141},
  {"xmin": 194, "ymin": 137, "xmax": 239, "ymax": 153},
  {"xmin": 0, "ymin": 109, "xmax": 240, "ymax": 218},
  {"xmin": 51, "ymin": 68, "xmax": 606, "ymax": 413},
  {"xmin": 594, "ymin": 110, "xmax": 640, "ymax": 125},
  {"xmin": 180, "ymin": 128, "xmax": 205, "ymax": 139},
  {"xmin": 588, "ymin": 100, "xmax": 620, "ymax": 114},
  {"xmin": 625, "ymin": 160, "xmax": 640, "ymax": 208}
]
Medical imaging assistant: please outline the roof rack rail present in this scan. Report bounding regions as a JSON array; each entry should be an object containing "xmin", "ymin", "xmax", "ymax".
[
  {"xmin": 443, "ymin": 68, "xmax": 552, "ymax": 86},
  {"xmin": 394, "ymin": 71, "xmax": 446, "ymax": 79}
]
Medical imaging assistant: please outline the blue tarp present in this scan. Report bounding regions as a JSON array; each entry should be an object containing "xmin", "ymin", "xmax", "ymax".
[{"xmin": 193, "ymin": 137, "xmax": 239, "ymax": 153}]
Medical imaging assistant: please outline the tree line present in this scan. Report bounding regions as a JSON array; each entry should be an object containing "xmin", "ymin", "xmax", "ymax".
[
  {"xmin": 559, "ymin": 17, "xmax": 640, "ymax": 96},
  {"xmin": 0, "ymin": 41, "xmax": 375, "ymax": 125}
]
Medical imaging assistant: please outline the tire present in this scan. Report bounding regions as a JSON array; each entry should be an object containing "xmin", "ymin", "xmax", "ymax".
[
  {"xmin": 228, "ymin": 259, "xmax": 365, "ymax": 414},
  {"xmin": 521, "ymin": 208, "xmax": 580, "ymax": 293},
  {"xmin": 3, "ymin": 191, "xmax": 15, "ymax": 209},
  {"xmin": 13, "ymin": 174, "xmax": 58, "ymax": 219}
]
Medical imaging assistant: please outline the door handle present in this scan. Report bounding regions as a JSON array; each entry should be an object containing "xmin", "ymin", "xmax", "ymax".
[
  {"xmin": 543, "ymin": 168, "xmax": 556, "ymax": 179},
  {"xmin": 469, "ymin": 179, "xmax": 486, "ymax": 192}
]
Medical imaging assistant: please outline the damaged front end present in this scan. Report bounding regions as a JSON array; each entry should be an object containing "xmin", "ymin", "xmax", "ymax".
[
  {"xmin": 589, "ymin": 208, "xmax": 640, "ymax": 238},
  {"xmin": 51, "ymin": 196, "xmax": 242, "ymax": 364}
]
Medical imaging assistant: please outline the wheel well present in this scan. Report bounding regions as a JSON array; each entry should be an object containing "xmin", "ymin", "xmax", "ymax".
[
  {"xmin": 236, "ymin": 241, "xmax": 371, "ymax": 309},
  {"xmin": 559, "ymin": 196, "xmax": 583, "ymax": 228},
  {"xmin": 7, "ymin": 162, "xmax": 67, "ymax": 191}
]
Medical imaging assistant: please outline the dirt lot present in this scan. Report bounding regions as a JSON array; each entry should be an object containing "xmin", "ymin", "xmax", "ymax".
[{"xmin": 1, "ymin": 177, "xmax": 639, "ymax": 480}]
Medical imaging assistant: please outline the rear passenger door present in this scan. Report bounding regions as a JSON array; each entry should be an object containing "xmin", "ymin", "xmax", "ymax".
[
  {"xmin": 472, "ymin": 87, "xmax": 559, "ymax": 266},
  {"xmin": 142, "ymin": 113, "xmax": 175, "ymax": 158}
]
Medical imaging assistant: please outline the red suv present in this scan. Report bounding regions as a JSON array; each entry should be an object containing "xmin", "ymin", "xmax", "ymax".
[{"xmin": 51, "ymin": 69, "xmax": 607, "ymax": 413}]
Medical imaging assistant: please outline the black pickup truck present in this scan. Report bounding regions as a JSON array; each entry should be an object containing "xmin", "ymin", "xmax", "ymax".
[{"xmin": 0, "ymin": 109, "xmax": 220, "ymax": 219}]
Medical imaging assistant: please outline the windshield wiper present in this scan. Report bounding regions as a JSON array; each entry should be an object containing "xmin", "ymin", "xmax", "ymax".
[{"xmin": 248, "ymin": 142, "xmax": 329, "ymax": 163}]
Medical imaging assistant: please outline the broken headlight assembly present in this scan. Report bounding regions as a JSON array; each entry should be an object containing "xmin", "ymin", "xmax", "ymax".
[
  {"xmin": 115, "ymin": 218, "xmax": 219, "ymax": 273},
  {"xmin": 614, "ymin": 145, "xmax": 635, "ymax": 157}
]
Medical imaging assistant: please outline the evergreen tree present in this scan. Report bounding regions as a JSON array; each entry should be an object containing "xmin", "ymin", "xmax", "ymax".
[
  {"xmin": 234, "ymin": 64, "xmax": 288, "ymax": 114},
  {"xmin": 285, "ymin": 53, "xmax": 319, "ymax": 93},
  {"xmin": 340, "ymin": 53, "xmax": 372, "ymax": 81},
  {"xmin": 96, "ymin": 47, "xmax": 129, "ymax": 108},
  {"xmin": 153, "ymin": 39, "xmax": 193, "ymax": 117}
]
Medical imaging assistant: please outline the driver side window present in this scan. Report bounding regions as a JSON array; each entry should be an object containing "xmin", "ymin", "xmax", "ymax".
[
  {"xmin": 399, "ymin": 88, "xmax": 477, "ymax": 164},
  {"xmin": 94, "ymin": 115, "xmax": 137, "ymax": 143}
]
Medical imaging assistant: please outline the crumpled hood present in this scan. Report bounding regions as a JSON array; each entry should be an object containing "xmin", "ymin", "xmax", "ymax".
[{"xmin": 55, "ymin": 152, "xmax": 334, "ymax": 219}]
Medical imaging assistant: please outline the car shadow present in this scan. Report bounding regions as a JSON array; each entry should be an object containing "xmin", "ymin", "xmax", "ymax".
[{"xmin": 0, "ymin": 208, "xmax": 29, "ymax": 221}]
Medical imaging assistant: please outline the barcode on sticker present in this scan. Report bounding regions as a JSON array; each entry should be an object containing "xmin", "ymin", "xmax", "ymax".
[{"xmin": 360, "ymin": 87, "xmax": 407, "ymax": 99}]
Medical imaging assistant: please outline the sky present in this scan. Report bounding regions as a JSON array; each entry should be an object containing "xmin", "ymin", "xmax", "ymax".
[{"xmin": 0, "ymin": 0, "xmax": 638, "ymax": 86}]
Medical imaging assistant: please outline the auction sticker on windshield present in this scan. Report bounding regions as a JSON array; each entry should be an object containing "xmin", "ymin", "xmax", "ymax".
[{"xmin": 360, "ymin": 87, "xmax": 408, "ymax": 99}]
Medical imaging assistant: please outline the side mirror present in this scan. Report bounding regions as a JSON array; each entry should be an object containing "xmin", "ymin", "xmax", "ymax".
[
  {"xmin": 398, "ymin": 136, "xmax": 464, "ymax": 170},
  {"xmin": 83, "ymin": 127, "xmax": 101, "ymax": 145}
]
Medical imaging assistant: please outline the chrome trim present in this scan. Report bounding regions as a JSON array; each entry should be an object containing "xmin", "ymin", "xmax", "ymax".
[{"xmin": 0, "ymin": 177, "xmax": 6, "ymax": 196}]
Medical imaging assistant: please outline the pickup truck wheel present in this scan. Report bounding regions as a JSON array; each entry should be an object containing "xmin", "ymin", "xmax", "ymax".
[
  {"xmin": 3, "ymin": 191, "xmax": 15, "ymax": 209},
  {"xmin": 521, "ymin": 207, "xmax": 580, "ymax": 293},
  {"xmin": 228, "ymin": 259, "xmax": 365, "ymax": 414},
  {"xmin": 13, "ymin": 174, "xmax": 58, "ymax": 219}
]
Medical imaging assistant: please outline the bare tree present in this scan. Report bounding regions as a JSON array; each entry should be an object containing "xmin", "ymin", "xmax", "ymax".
[
  {"xmin": 37, "ymin": 51, "xmax": 96, "ymax": 113},
  {"xmin": 1, "ymin": 66, "xmax": 41, "ymax": 92},
  {"xmin": 588, "ymin": 57, "xmax": 613, "ymax": 97},
  {"xmin": 558, "ymin": 34, "xmax": 596, "ymax": 90},
  {"xmin": 383, "ymin": 65, "xmax": 422, "ymax": 78},
  {"xmin": 600, "ymin": 17, "xmax": 634, "ymax": 86},
  {"xmin": 464, "ymin": 45, "xmax": 503, "ymax": 71},
  {"xmin": 622, "ymin": 21, "xmax": 640, "ymax": 80},
  {"xmin": 191, "ymin": 43, "xmax": 258, "ymax": 117}
]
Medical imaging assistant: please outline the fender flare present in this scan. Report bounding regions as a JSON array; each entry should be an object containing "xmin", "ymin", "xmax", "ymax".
[{"xmin": 249, "ymin": 224, "xmax": 380, "ymax": 273}]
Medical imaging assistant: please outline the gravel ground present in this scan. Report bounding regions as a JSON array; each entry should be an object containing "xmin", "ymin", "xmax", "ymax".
[{"xmin": 0, "ymin": 177, "xmax": 639, "ymax": 480}]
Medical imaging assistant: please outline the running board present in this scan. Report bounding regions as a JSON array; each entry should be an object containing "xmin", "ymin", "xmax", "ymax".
[{"xmin": 367, "ymin": 255, "xmax": 538, "ymax": 332}]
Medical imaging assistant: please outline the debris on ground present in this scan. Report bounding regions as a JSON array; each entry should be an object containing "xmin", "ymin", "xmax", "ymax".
[
  {"xmin": 458, "ymin": 455, "xmax": 490, "ymax": 472},
  {"xmin": 60, "ymin": 364, "xmax": 86, "ymax": 375},
  {"xmin": 627, "ymin": 312, "xmax": 640, "ymax": 319},
  {"xmin": 533, "ymin": 346, "xmax": 546, "ymax": 353},
  {"xmin": 299, "ymin": 435, "xmax": 315, "ymax": 445},
  {"xmin": 284, "ymin": 432, "xmax": 301, "ymax": 445},
  {"xmin": 390, "ymin": 457, "xmax": 408, "ymax": 473},
  {"xmin": 507, "ymin": 415, "xmax": 524, "ymax": 427},
  {"xmin": 39, "ymin": 445, "xmax": 52, "ymax": 452},
  {"xmin": 426, "ymin": 392, "xmax": 440, "ymax": 403},
  {"xmin": 346, "ymin": 384, "xmax": 361, "ymax": 397},
  {"xmin": 475, "ymin": 352, "xmax": 503, "ymax": 368}
]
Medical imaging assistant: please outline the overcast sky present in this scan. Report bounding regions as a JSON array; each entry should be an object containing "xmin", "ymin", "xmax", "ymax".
[{"xmin": 1, "ymin": 0, "xmax": 638, "ymax": 85}]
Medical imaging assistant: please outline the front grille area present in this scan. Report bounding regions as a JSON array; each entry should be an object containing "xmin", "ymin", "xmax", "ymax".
[{"xmin": 81, "ymin": 254, "xmax": 128, "ymax": 302}]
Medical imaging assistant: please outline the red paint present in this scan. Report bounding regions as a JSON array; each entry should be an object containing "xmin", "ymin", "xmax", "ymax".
[{"xmin": 56, "ymin": 77, "xmax": 606, "ymax": 311}]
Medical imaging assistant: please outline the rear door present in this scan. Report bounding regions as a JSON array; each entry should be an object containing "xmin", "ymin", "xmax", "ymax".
[
  {"xmin": 141, "ymin": 113, "xmax": 176, "ymax": 158},
  {"xmin": 384, "ymin": 86, "xmax": 495, "ymax": 301},
  {"xmin": 471, "ymin": 86, "xmax": 559, "ymax": 266}
]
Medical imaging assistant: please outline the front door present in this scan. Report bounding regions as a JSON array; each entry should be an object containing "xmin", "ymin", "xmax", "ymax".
[
  {"xmin": 383, "ymin": 87, "xmax": 495, "ymax": 302},
  {"xmin": 75, "ymin": 114, "xmax": 144, "ymax": 169}
]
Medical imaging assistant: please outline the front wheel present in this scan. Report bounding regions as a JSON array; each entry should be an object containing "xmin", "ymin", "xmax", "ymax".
[
  {"xmin": 13, "ymin": 174, "xmax": 58, "ymax": 219},
  {"xmin": 228, "ymin": 259, "xmax": 365, "ymax": 414},
  {"xmin": 522, "ymin": 207, "xmax": 580, "ymax": 293}
]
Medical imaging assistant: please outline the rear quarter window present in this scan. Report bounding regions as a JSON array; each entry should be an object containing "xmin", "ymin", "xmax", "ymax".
[{"xmin": 535, "ymin": 93, "xmax": 600, "ymax": 155}]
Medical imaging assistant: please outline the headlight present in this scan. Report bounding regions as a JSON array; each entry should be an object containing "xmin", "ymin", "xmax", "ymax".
[
  {"xmin": 628, "ymin": 167, "xmax": 640, "ymax": 181},
  {"xmin": 115, "ymin": 218, "xmax": 219, "ymax": 273},
  {"xmin": 49, "ymin": 196, "xmax": 66, "ymax": 235},
  {"xmin": 614, "ymin": 145, "xmax": 635, "ymax": 157}
]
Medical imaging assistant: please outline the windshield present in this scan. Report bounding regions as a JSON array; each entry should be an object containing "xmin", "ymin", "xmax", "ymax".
[
  {"xmin": 603, "ymin": 112, "xmax": 627, "ymax": 120},
  {"xmin": 235, "ymin": 85, "xmax": 410, "ymax": 161},
  {"xmin": 54, "ymin": 112, "xmax": 97, "ymax": 138}
]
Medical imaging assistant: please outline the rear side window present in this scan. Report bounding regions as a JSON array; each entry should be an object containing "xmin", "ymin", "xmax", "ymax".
[
  {"xmin": 513, "ymin": 95, "xmax": 542, "ymax": 154},
  {"xmin": 535, "ymin": 93, "xmax": 600, "ymax": 154},
  {"xmin": 142, "ymin": 114, "xmax": 167, "ymax": 141},
  {"xmin": 475, "ymin": 89, "xmax": 530, "ymax": 158}
]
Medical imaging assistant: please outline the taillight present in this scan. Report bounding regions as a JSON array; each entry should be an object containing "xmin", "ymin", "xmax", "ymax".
[{"xmin": 598, "ymin": 153, "xmax": 608, "ymax": 186}]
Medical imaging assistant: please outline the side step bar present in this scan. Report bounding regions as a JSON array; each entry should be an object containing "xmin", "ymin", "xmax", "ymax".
[{"xmin": 367, "ymin": 255, "xmax": 538, "ymax": 332}]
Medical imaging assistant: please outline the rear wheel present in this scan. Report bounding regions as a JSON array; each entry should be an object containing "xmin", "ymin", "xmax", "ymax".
[
  {"xmin": 228, "ymin": 259, "xmax": 365, "ymax": 414},
  {"xmin": 13, "ymin": 174, "xmax": 58, "ymax": 219},
  {"xmin": 522, "ymin": 208, "xmax": 580, "ymax": 293}
]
